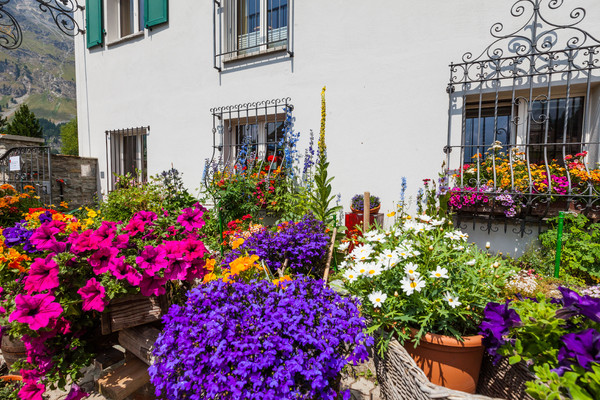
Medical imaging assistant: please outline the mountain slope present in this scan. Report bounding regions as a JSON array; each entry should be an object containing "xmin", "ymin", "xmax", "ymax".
[{"xmin": 0, "ymin": 1, "xmax": 76, "ymax": 124}]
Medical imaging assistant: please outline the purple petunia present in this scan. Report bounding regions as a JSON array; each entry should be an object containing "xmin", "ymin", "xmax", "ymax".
[
  {"xmin": 479, "ymin": 301, "xmax": 522, "ymax": 364},
  {"xmin": 555, "ymin": 287, "xmax": 600, "ymax": 323},
  {"xmin": 554, "ymin": 328, "xmax": 600, "ymax": 376}
]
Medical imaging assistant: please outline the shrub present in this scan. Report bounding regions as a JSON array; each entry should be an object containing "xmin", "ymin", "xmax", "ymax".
[{"xmin": 149, "ymin": 277, "xmax": 371, "ymax": 400}]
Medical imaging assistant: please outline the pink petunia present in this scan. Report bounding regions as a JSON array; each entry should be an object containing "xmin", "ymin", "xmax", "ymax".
[
  {"xmin": 124, "ymin": 218, "xmax": 146, "ymax": 236},
  {"xmin": 186, "ymin": 258, "xmax": 208, "ymax": 281},
  {"xmin": 133, "ymin": 210, "xmax": 157, "ymax": 223},
  {"xmin": 114, "ymin": 234, "xmax": 130, "ymax": 249},
  {"xmin": 176, "ymin": 207, "xmax": 205, "ymax": 232},
  {"xmin": 29, "ymin": 223, "xmax": 61, "ymax": 251},
  {"xmin": 65, "ymin": 384, "xmax": 88, "ymax": 400},
  {"xmin": 139, "ymin": 273, "xmax": 167, "ymax": 297},
  {"xmin": 24, "ymin": 255, "xmax": 60, "ymax": 294},
  {"xmin": 91, "ymin": 221, "xmax": 117, "ymax": 246},
  {"xmin": 9, "ymin": 293, "xmax": 63, "ymax": 331},
  {"xmin": 70, "ymin": 230, "xmax": 101, "ymax": 254},
  {"xmin": 180, "ymin": 238, "xmax": 208, "ymax": 260},
  {"xmin": 88, "ymin": 246, "xmax": 119, "ymax": 275},
  {"xmin": 77, "ymin": 278, "xmax": 108, "ymax": 312},
  {"xmin": 19, "ymin": 382, "xmax": 45, "ymax": 400},
  {"xmin": 108, "ymin": 257, "xmax": 142, "ymax": 286},
  {"xmin": 136, "ymin": 245, "xmax": 168, "ymax": 276}
]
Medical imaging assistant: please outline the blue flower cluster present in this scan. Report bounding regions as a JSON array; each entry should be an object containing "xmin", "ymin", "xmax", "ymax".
[
  {"xmin": 149, "ymin": 277, "xmax": 372, "ymax": 400},
  {"xmin": 224, "ymin": 214, "xmax": 329, "ymax": 276}
]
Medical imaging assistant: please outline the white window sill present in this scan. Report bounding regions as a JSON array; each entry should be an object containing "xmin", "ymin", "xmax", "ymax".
[
  {"xmin": 106, "ymin": 31, "xmax": 145, "ymax": 47},
  {"xmin": 223, "ymin": 45, "xmax": 288, "ymax": 64}
]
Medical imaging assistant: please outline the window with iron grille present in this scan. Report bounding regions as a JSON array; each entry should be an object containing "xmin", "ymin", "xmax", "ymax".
[
  {"xmin": 213, "ymin": 0, "xmax": 293, "ymax": 71},
  {"xmin": 105, "ymin": 126, "xmax": 148, "ymax": 191},
  {"xmin": 445, "ymin": 0, "xmax": 600, "ymax": 224},
  {"xmin": 209, "ymin": 98, "xmax": 292, "ymax": 171}
]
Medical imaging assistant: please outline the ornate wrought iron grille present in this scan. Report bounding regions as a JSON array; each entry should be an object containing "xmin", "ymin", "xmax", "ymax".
[
  {"xmin": 0, "ymin": 0, "xmax": 84, "ymax": 50},
  {"xmin": 213, "ymin": 0, "xmax": 294, "ymax": 71},
  {"xmin": 0, "ymin": 146, "xmax": 53, "ymax": 205},
  {"xmin": 446, "ymin": 0, "xmax": 600, "ymax": 233}
]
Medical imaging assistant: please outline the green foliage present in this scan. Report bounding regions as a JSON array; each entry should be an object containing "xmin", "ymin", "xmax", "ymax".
[
  {"xmin": 308, "ymin": 160, "xmax": 341, "ymax": 226},
  {"xmin": 539, "ymin": 213, "xmax": 600, "ymax": 283},
  {"xmin": 60, "ymin": 118, "xmax": 78, "ymax": 155},
  {"xmin": 0, "ymin": 378, "xmax": 22, "ymax": 399},
  {"xmin": 526, "ymin": 363, "xmax": 600, "ymax": 400},
  {"xmin": 6, "ymin": 104, "xmax": 43, "ymax": 138},
  {"xmin": 151, "ymin": 168, "xmax": 197, "ymax": 212},
  {"xmin": 0, "ymin": 115, "xmax": 7, "ymax": 133}
]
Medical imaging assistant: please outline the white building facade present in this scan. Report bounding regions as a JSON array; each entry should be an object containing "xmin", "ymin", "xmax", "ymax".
[{"xmin": 74, "ymin": 0, "xmax": 600, "ymax": 255}]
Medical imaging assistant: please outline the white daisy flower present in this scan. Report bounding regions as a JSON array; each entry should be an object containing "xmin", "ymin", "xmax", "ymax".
[
  {"xmin": 353, "ymin": 262, "xmax": 368, "ymax": 276},
  {"xmin": 466, "ymin": 259, "xmax": 476, "ymax": 266},
  {"xmin": 350, "ymin": 244, "xmax": 374, "ymax": 261},
  {"xmin": 443, "ymin": 292, "xmax": 462, "ymax": 308},
  {"xmin": 338, "ymin": 242, "xmax": 350, "ymax": 252},
  {"xmin": 404, "ymin": 263, "xmax": 419, "ymax": 276},
  {"xmin": 377, "ymin": 249, "xmax": 399, "ymax": 270},
  {"xmin": 401, "ymin": 275, "xmax": 426, "ymax": 295},
  {"xmin": 430, "ymin": 266, "xmax": 449, "ymax": 279},
  {"xmin": 431, "ymin": 218, "xmax": 446, "ymax": 226},
  {"xmin": 410, "ymin": 250, "xmax": 421, "ymax": 257},
  {"xmin": 368, "ymin": 291, "xmax": 387, "ymax": 308},
  {"xmin": 417, "ymin": 214, "xmax": 432, "ymax": 223},
  {"xmin": 369, "ymin": 233, "xmax": 386, "ymax": 243},
  {"xmin": 343, "ymin": 269, "xmax": 358, "ymax": 283},
  {"xmin": 365, "ymin": 263, "xmax": 383, "ymax": 278}
]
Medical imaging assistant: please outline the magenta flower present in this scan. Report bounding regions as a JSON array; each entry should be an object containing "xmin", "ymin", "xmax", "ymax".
[
  {"xmin": 77, "ymin": 278, "xmax": 108, "ymax": 312},
  {"xmin": 134, "ymin": 210, "xmax": 158, "ymax": 223},
  {"xmin": 88, "ymin": 246, "xmax": 119, "ymax": 275},
  {"xmin": 19, "ymin": 382, "xmax": 45, "ymax": 400},
  {"xmin": 65, "ymin": 384, "xmax": 88, "ymax": 400},
  {"xmin": 140, "ymin": 273, "xmax": 167, "ymax": 297},
  {"xmin": 186, "ymin": 258, "xmax": 208, "ymax": 281},
  {"xmin": 24, "ymin": 255, "xmax": 60, "ymax": 294},
  {"xmin": 109, "ymin": 257, "xmax": 142, "ymax": 286},
  {"xmin": 177, "ymin": 207, "xmax": 205, "ymax": 232},
  {"xmin": 9, "ymin": 293, "xmax": 64, "ymax": 331},
  {"xmin": 114, "ymin": 234, "xmax": 130, "ymax": 249},
  {"xmin": 124, "ymin": 218, "xmax": 146, "ymax": 236},
  {"xmin": 92, "ymin": 221, "xmax": 117, "ymax": 245},
  {"xmin": 136, "ymin": 245, "xmax": 168, "ymax": 276},
  {"xmin": 180, "ymin": 238, "xmax": 208, "ymax": 260},
  {"xmin": 29, "ymin": 222, "xmax": 61, "ymax": 251},
  {"xmin": 70, "ymin": 230, "xmax": 101, "ymax": 254}
]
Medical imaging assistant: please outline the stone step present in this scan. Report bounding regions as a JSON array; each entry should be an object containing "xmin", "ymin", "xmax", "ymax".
[{"xmin": 97, "ymin": 356, "xmax": 149, "ymax": 400}]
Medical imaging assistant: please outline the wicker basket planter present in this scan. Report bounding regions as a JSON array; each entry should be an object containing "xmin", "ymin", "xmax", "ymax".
[{"xmin": 373, "ymin": 336, "xmax": 535, "ymax": 400}]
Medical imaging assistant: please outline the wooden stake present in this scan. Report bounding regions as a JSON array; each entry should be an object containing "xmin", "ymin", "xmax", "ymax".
[
  {"xmin": 323, "ymin": 227, "xmax": 338, "ymax": 284},
  {"xmin": 363, "ymin": 192, "xmax": 370, "ymax": 232}
]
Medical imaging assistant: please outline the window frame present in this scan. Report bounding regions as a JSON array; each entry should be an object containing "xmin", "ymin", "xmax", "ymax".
[
  {"xmin": 106, "ymin": 0, "xmax": 145, "ymax": 45},
  {"xmin": 105, "ymin": 126, "xmax": 148, "ymax": 192}
]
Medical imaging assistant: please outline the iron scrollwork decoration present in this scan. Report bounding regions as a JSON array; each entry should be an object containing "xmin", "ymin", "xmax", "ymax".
[
  {"xmin": 0, "ymin": 0, "xmax": 84, "ymax": 50},
  {"xmin": 0, "ymin": 0, "xmax": 22, "ymax": 50},
  {"xmin": 35, "ymin": 0, "xmax": 85, "ymax": 37},
  {"xmin": 446, "ymin": 0, "xmax": 600, "ymax": 233}
]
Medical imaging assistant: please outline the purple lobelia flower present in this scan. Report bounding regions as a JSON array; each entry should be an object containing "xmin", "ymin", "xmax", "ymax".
[
  {"xmin": 555, "ymin": 287, "xmax": 600, "ymax": 323},
  {"xmin": 149, "ymin": 277, "xmax": 371, "ymax": 400},
  {"xmin": 554, "ymin": 328, "xmax": 600, "ymax": 375},
  {"xmin": 479, "ymin": 301, "xmax": 522, "ymax": 364}
]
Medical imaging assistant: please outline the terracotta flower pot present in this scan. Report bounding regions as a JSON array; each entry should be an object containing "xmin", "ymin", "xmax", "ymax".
[
  {"xmin": 1, "ymin": 334, "xmax": 27, "ymax": 370},
  {"xmin": 404, "ymin": 330, "xmax": 485, "ymax": 393},
  {"xmin": 350, "ymin": 205, "xmax": 381, "ymax": 214}
]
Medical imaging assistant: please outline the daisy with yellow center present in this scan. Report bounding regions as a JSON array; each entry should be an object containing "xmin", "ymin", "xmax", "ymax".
[
  {"xmin": 368, "ymin": 290, "xmax": 387, "ymax": 308},
  {"xmin": 401, "ymin": 275, "xmax": 425, "ymax": 295},
  {"xmin": 429, "ymin": 266, "xmax": 449, "ymax": 279},
  {"xmin": 443, "ymin": 292, "xmax": 461, "ymax": 308}
]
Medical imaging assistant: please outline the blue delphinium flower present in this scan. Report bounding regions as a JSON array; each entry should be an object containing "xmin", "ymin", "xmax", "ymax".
[{"xmin": 149, "ymin": 277, "xmax": 372, "ymax": 400}]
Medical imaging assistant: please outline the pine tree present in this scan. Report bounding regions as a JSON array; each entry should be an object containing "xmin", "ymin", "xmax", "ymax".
[{"xmin": 6, "ymin": 104, "xmax": 43, "ymax": 138}]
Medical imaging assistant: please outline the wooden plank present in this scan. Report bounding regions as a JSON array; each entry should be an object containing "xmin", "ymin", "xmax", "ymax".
[
  {"xmin": 97, "ymin": 356, "xmax": 149, "ymax": 400},
  {"xmin": 102, "ymin": 295, "xmax": 166, "ymax": 334},
  {"xmin": 94, "ymin": 347, "xmax": 125, "ymax": 370},
  {"xmin": 118, "ymin": 325, "xmax": 160, "ymax": 366}
]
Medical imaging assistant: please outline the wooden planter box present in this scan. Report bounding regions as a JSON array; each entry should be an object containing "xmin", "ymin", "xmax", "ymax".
[{"xmin": 101, "ymin": 294, "xmax": 169, "ymax": 335}]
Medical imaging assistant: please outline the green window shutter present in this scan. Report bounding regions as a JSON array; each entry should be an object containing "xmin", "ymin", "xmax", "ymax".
[
  {"xmin": 145, "ymin": 0, "xmax": 168, "ymax": 28},
  {"xmin": 86, "ymin": 0, "xmax": 103, "ymax": 48}
]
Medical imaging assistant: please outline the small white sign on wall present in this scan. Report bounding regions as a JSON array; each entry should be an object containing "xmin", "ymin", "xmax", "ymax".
[{"xmin": 9, "ymin": 156, "xmax": 20, "ymax": 171}]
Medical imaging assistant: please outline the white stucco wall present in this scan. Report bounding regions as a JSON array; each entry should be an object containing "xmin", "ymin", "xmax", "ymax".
[{"xmin": 73, "ymin": 0, "xmax": 600, "ymax": 252}]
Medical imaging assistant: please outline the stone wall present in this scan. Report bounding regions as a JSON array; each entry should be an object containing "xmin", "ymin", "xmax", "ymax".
[
  {"xmin": 0, "ymin": 135, "xmax": 99, "ymax": 209},
  {"xmin": 50, "ymin": 155, "xmax": 99, "ymax": 209}
]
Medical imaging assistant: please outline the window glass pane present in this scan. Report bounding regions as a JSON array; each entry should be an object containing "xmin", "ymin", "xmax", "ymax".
[
  {"xmin": 236, "ymin": 124, "xmax": 259, "ymax": 157},
  {"xmin": 138, "ymin": 0, "xmax": 145, "ymax": 31},
  {"xmin": 238, "ymin": 0, "xmax": 260, "ymax": 51},
  {"xmin": 266, "ymin": 121, "xmax": 285, "ymax": 158},
  {"xmin": 464, "ymin": 107, "xmax": 511, "ymax": 163},
  {"xmin": 529, "ymin": 97, "xmax": 583, "ymax": 163},
  {"xmin": 120, "ymin": 0, "xmax": 134, "ymax": 37},
  {"xmin": 267, "ymin": 0, "xmax": 287, "ymax": 45}
]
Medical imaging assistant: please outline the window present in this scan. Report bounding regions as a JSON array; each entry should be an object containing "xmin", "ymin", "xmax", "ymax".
[
  {"xmin": 211, "ymin": 99, "xmax": 292, "ymax": 167},
  {"xmin": 106, "ymin": 0, "xmax": 148, "ymax": 43},
  {"xmin": 105, "ymin": 127, "xmax": 148, "ymax": 191},
  {"xmin": 214, "ymin": 0, "xmax": 292, "ymax": 69},
  {"xmin": 464, "ymin": 105, "xmax": 511, "ymax": 163}
]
